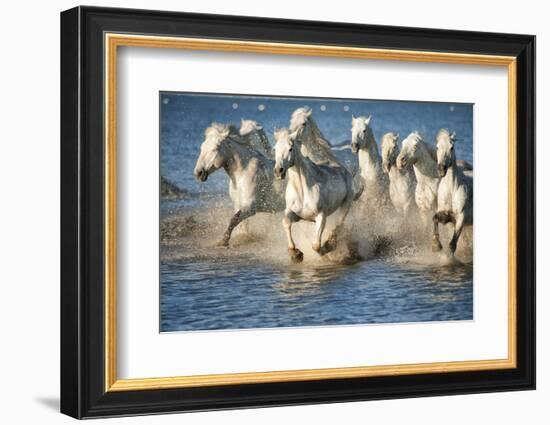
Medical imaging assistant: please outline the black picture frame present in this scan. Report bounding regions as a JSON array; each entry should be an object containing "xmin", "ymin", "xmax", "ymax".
[{"xmin": 61, "ymin": 5, "xmax": 535, "ymax": 419}]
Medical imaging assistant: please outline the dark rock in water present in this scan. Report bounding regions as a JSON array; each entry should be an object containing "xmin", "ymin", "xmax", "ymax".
[{"xmin": 161, "ymin": 176, "xmax": 187, "ymax": 199}]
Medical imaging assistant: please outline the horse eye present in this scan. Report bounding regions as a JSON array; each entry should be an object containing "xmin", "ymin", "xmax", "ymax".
[
  {"xmin": 450, "ymin": 146, "xmax": 454, "ymax": 151},
  {"xmin": 289, "ymin": 147, "xmax": 293, "ymax": 152}
]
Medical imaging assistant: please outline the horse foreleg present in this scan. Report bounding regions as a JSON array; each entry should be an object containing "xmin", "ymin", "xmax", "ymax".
[
  {"xmin": 241, "ymin": 218, "xmax": 250, "ymax": 235},
  {"xmin": 449, "ymin": 213, "xmax": 464, "ymax": 254},
  {"xmin": 432, "ymin": 211, "xmax": 457, "ymax": 252},
  {"xmin": 432, "ymin": 212, "xmax": 443, "ymax": 252},
  {"xmin": 312, "ymin": 213, "xmax": 327, "ymax": 255},
  {"xmin": 283, "ymin": 210, "xmax": 303, "ymax": 263},
  {"xmin": 218, "ymin": 209, "xmax": 253, "ymax": 247},
  {"xmin": 323, "ymin": 200, "xmax": 352, "ymax": 255}
]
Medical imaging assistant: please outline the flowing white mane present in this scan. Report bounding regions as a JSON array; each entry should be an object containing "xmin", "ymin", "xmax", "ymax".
[
  {"xmin": 239, "ymin": 119, "xmax": 273, "ymax": 159},
  {"xmin": 204, "ymin": 121, "xmax": 273, "ymax": 154},
  {"xmin": 403, "ymin": 131, "xmax": 437, "ymax": 161},
  {"xmin": 273, "ymin": 127, "xmax": 291, "ymax": 143},
  {"xmin": 404, "ymin": 130, "xmax": 424, "ymax": 146},
  {"xmin": 204, "ymin": 122, "xmax": 239, "ymax": 146},
  {"xmin": 289, "ymin": 107, "xmax": 340, "ymax": 166},
  {"xmin": 436, "ymin": 128, "xmax": 456, "ymax": 142},
  {"xmin": 381, "ymin": 132, "xmax": 399, "ymax": 155}
]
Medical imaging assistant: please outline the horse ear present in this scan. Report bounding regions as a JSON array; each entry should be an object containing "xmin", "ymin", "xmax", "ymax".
[{"xmin": 365, "ymin": 115, "xmax": 372, "ymax": 125}]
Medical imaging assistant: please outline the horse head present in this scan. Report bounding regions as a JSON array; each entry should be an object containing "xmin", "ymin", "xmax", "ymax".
[
  {"xmin": 397, "ymin": 131, "xmax": 424, "ymax": 170},
  {"xmin": 435, "ymin": 129, "xmax": 457, "ymax": 177},
  {"xmin": 350, "ymin": 115, "xmax": 374, "ymax": 153},
  {"xmin": 381, "ymin": 132, "xmax": 400, "ymax": 173},
  {"xmin": 194, "ymin": 123, "xmax": 236, "ymax": 182},
  {"xmin": 273, "ymin": 128, "xmax": 299, "ymax": 180},
  {"xmin": 289, "ymin": 106, "xmax": 312, "ymax": 138}
]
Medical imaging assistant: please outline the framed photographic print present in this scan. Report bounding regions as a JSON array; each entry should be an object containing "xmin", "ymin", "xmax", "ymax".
[{"xmin": 60, "ymin": 6, "xmax": 536, "ymax": 419}]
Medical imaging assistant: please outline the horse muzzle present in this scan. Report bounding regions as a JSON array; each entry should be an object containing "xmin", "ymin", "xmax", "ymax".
[
  {"xmin": 438, "ymin": 165, "xmax": 448, "ymax": 178},
  {"xmin": 383, "ymin": 161, "xmax": 391, "ymax": 173},
  {"xmin": 195, "ymin": 169, "xmax": 208, "ymax": 182},
  {"xmin": 350, "ymin": 143, "xmax": 359, "ymax": 153},
  {"xmin": 274, "ymin": 167, "xmax": 286, "ymax": 180}
]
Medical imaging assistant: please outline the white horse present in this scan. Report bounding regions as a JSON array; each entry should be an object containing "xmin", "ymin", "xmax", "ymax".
[
  {"xmin": 273, "ymin": 128, "xmax": 356, "ymax": 263},
  {"xmin": 193, "ymin": 122, "xmax": 284, "ymax": 247},
  {"xmin": 396, "ymin": 131, "xmax": 440, "ymax": 225},
  {"xmin": 432, "ymin": 129, "xmax": 473, "ymax": 254},
  {"xmin": 380, "ymin": 132, "xmax": 417, "ymax": 215},
  {"xmin": 350, "ymin": 115, "xmax": 390, "ymax": 206}
]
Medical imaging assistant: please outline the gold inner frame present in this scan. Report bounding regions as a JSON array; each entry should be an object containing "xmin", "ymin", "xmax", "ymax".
[{"xmin": 104, "ymin": 33, "xmax": 517, "ymax": 392}]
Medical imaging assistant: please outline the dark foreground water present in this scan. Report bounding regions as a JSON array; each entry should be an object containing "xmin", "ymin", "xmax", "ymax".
[
  {"xmin": 161, "ymin": 256, "xmax": 473, "ymax": 332},
  {"xmin": 160, "ymin": 92, "xmax": 473, "ymax": 332}
]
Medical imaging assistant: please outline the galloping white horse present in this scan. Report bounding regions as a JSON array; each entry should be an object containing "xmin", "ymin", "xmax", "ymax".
[
  {"xmin": 273, "ymin": 128, "xmax": 357, "ymax": 263},
  {"xmin": 380, "ymin": 132, "xmax": 417, "ymax": 215},
  {"xmin": 193, "ymin": 122, "xmax": 284, "ymax": 247},
  {"xmin": 350, "ymin": 115, "xmax": 390, "ymax": 206},
  {"xmin": 396, "ymin": 131, "xmax": 440, "ymax": 225},
  {"xmin": 432, "ymin": 129, "xmax": 473, "ymax": 254}
]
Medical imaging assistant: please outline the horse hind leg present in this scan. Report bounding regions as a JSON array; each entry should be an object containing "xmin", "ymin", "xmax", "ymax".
[
  {"xmin": 322, "ymin": 198, "xmax": 352, "ymax": 255},
  {"xmin": 283, "ymin": 210, "xmax": 303, "ymax": 263}
]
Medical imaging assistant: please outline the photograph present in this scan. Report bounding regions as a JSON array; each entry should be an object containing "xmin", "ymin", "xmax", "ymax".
[{"xmin": 160, "ymin": 92, "xmax": 474, "ymax": 332}]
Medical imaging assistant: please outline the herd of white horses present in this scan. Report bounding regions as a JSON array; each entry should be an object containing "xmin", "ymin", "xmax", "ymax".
[{"xmin": 193, "ymin": 107, "xmax": 473, "ymax": 263}]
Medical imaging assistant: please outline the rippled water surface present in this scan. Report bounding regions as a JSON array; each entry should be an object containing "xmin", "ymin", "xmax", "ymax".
[
  {"xmin": 160, "ymin": 92, "xmax": 473, "ymax": 332},
  {"xmin": 161, "ymin": 255, "xmax": 472, "ymax": 332}
]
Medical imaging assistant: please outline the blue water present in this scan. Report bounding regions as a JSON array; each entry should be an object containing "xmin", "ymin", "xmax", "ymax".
[{"xmin": 160, "ymin": 92, "xmax": 473, "ymax": 333}]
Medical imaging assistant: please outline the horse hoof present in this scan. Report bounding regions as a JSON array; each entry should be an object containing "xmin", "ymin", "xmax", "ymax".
[
  {"xmin": 289, "ymin": 248, "xmax": 304, "ymax": 263},
  {"xmin": 321, "ymin": 238, "xmax": 337, "ymax": 255},
  {"xmin": 432, "ymin": 239, "xmax": 442, "ymax": 252}
]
